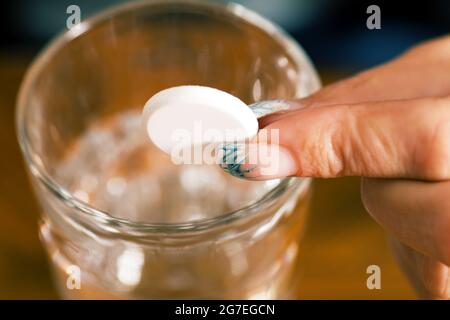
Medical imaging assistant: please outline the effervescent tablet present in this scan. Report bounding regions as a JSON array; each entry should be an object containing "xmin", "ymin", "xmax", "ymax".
[{"xmin": 142, "ymin": 86, "xmax": 258, "ymax": 154}]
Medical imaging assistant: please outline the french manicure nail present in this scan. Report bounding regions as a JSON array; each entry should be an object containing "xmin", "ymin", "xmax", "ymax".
[{"xmin": 219, "ymin": 142, "xmax": 297, "ymax": 180}]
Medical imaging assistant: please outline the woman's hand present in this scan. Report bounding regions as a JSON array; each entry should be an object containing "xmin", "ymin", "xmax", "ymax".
[{"xmin": 238, "ymin": 36, "xmax": 450, "ymax": 298}]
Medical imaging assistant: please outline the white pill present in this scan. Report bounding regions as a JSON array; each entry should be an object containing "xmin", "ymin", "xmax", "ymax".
[{"xmin": 142, "ymin": 86, "xmax": 258, "ymax": 154}]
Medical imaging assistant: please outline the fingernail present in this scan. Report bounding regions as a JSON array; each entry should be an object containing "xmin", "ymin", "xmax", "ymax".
[
  {"xmin": 219, "ymin": 100, "xmax": 295, "ymax": 180},
  {"xmin": 249, "ymin": 100, "xmax": 291, "ymax": 119},
  {"xmin": 218, "ymin": 143, "xmax": 249, "ymax": 178},
  {"xmin": 218, "ymin": 142, "xmax": 297, "ymax": 180}
]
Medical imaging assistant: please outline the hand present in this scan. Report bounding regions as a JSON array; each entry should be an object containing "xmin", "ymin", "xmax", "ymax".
[{"xmin": 233, "ymin": 36, "xmax": 450, "ymax": 298}]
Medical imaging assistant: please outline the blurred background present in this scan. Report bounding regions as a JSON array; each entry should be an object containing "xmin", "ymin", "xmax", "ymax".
[
  {"xmin": 4, "ymin": 0, "xmax": 450, "ymax": 71},
  {"xmin": 1, "ymin": 0, "xmax": 449, "ymax": 299}
]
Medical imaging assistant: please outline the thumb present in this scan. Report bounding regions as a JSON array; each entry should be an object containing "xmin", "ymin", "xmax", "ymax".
[{"xmin": 221, "ymin": 96, "xmax": 450, "ymax": 180}]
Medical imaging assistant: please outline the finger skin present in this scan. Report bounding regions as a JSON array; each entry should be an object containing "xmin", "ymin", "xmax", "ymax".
[
  {"xmin": 390, "ymin": 237, "xmax": 449, "ymax": 299},
  {"xmin": 259, "ymin": 35, "xmax": 450, "ymax": 128},
  {"xmin": 259, "ymin": 96, "xmax": 450, "ymax": 180},
  {"xmin": 361, "ymin": 178, "xmax": 450, "ymax": 267},
  {"xmin": 302, "ymin": 36, "xmax": 450, "ymax": 106}
]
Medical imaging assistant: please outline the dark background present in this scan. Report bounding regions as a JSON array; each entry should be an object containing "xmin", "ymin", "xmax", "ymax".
[{"xmin": 2, "ymin": 0, "xmax": 450, "ymax": 72}]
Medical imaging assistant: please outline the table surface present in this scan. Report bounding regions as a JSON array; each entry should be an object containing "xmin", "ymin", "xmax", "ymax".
[{"xmin": 0, "ymin": 53, "xmax": 415, "ymax": 299}]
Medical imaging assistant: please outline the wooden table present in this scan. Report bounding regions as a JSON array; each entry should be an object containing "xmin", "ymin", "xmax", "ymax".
[{"xmin": 0, "ymin": 54, "xmax": 415, "ymax": 299}]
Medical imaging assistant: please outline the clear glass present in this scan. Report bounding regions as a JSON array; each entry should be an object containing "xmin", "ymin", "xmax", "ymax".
[{"xmin": 16, "ymin": 0, "xmax": 320, "ymax": 299}]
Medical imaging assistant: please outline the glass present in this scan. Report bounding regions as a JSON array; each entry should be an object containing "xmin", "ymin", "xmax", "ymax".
[{"xmin": 16, "ymin": 0, "xmax": 320, "ymax": 299}]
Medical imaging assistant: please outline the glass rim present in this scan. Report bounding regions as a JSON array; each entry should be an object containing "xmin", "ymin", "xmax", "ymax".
[{"xmin": 16, "ymin": 0, "xmax": 315, "ymax": 234}]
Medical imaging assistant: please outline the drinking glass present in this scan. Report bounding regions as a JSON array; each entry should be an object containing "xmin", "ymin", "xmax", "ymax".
[{"xmin": 16, "ymin": 0, "xmax": 320, "ymax": 299}]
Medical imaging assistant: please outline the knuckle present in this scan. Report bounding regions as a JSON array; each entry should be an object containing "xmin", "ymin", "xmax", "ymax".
[
  {"xmin": 421, "ymin": 98, "xmax": 450, "ymax": 180},
  {"xmin": 325, "ymin": 105, "xmax": 354, "ymax": 177},
  {"xmin": 300, "ymin": 106, "xmax": 347, "ymax": 177}
]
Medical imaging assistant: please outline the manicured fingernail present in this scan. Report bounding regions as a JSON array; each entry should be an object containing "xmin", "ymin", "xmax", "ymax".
[
  {"xmin": 218, "ymin": 100, "xmax": 294, "ymax": 180},
  {"xmin": 218, "ymin": 142, "xmax": 297, "ymax": 180},
  {"xmin": 243, "ymin": 143, "xmax": 297, "ymax": 179},
  {"xmin": 218, "ymin": 143, "xmax": 250, "ymax": 178},
  {"xmin": 249, "ymin": 100, "xmax": 291, "ymax": 118}
]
